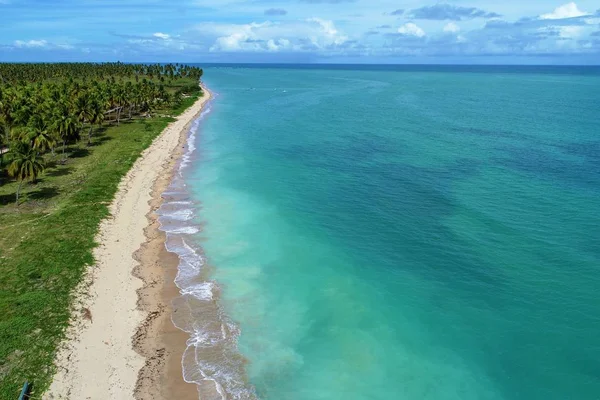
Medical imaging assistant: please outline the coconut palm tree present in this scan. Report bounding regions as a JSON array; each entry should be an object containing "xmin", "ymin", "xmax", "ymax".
[
  {"xmin": 157, "ymin": 84, "xmax": 169, "ymax": 106},
  {"xmin": 0, "ymin": 62, "xmax": 204, "ymax": 167},
  {"xmin": 74, "ymin": 92, "xmax": 94, "ymax": 127},
  {"xmin": 51, "ymin": 101, "xmax": 80, "ymax": 162},
  {"xmin": 0, "ymin": 123, "xmax": 8, "ymax": 171},
  {"xmin": 124, "ymin": 81, "xmax": 134, "ymax": 120},
  {"xmin": 114, "ymin": 85, "xmax": 127, "ymax": 125},
  {"xmin": 7, "ymin": 140, "xmax": 45, "ymax": 204},
  {"xmin": 28, "ymin": 114, "xmax": 56, "ymax": 153},
  {"xmin": 0, "ymin": 88, "xmax": 16, "ymax": 148},
  {"xmin": 87, "ymin": 99, "xmax": 105, "ymax": 146}
]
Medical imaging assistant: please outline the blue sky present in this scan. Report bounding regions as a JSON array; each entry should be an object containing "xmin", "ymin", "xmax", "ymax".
[{"xmin": 1, "ymin": 0, "xmax": 599, "ymax": 63}]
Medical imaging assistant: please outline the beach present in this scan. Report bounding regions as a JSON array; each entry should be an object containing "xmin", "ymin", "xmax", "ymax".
[{"xmin": 45, "ymin": 88, "xmax": 211, "ymax": 400}]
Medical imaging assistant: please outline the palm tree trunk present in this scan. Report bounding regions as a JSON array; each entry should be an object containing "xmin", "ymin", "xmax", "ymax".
[
  {"xmin": 62, "ymin": 139, "xmax": 67, "ymax": 162},
  {"xmin": 87, "ymin": 126, "xmax": 93, "ymax": 146}
]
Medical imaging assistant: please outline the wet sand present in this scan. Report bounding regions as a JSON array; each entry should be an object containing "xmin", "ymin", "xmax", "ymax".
[{"xmin": 132, "ymin": 177, "xmax": 199, "ymax": 400}]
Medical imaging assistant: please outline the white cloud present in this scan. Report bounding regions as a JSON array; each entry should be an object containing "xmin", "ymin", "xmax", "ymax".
[
  {"xmin": 557, "ymin": 25, "xmax": 585, "ymax": 38},
  {"xmin": 398, "ymin": 23, "xmax": 425, "ymax": 37},
  {"xmin": 12, "ymin": 39, "xmax": 77, "ymax": 51},
  {"xmin": 443, "ymin": 22, "xmax": 460, "ymax": 33},
  {"xmin": 306, "ymin": 18, "xmax": 347, "ymax": 45},
  {"xmin": 540, "ymin": 2, "xmax": 589, "ymax": 20},
  {"xmin": 202, "ymin": 19, "xmax": 347, "ymax": 53},
  {"xmin": 124, "ymin": 32, "xmax": 190, "ymax": 51},
  {"xmin": 128, "ymin": 38, "xmax": 152, "ymax": 44},
  {"xmin": 208, "ymin": 22, "xmax": 273, "ymax": 52},
  {"xmin": 14, "ymin": 39, "xmax": 48, "ymax": 48}
]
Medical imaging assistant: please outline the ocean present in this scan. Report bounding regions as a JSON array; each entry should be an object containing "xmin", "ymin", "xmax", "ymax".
[{"xmin": 158, "ymin": 65, "xmax": 600, "ymax": 400}]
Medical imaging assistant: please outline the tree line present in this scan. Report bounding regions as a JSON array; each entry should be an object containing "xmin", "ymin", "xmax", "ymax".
[{"xmin": 0, "ymin": 63, "xmax": 203, "ymax": 202}]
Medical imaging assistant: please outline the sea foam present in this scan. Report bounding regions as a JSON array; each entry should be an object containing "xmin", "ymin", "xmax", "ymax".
[{"xmin": 157, "ymin": 95, "xmax": 257, "ymax": 400}]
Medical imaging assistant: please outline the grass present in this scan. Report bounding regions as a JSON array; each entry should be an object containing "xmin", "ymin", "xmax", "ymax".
[
  {"xmin": 170, "ymin": 93, "xmax": 200, "ymax": 116},
  {"xmin": 0, "ymin": 89, "xmax": 201, "ymax": 399}
]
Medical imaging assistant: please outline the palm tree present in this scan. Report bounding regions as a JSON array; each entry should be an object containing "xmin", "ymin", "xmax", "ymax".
[
  {"xmin": 157, "ymin": 84, "xmax": 169, "ymax": 106},
  {"xmin": 163, "ymin": 92, "xmax": 174, "ymax": 108},
  {"xmin": 51, "ymin": 101, "xmax": 80, "ymax": 162},
  {"xmin": 12, "ymin": 91, "xmax": 34, "ymax": 127},
  {"xmin": 28, "ymin": 114, "xmax": 56, "ymax": 153},
  {"xmin": 74, "ymin": 92, "xmax": 97, "ymax": 145},
  {"xmin": 0, "ymin": 123, "xmax": 8, "ymax": 171},
  {"xmin": 0, "ymin": 61, "xmax": 204, "ymax": 172},
  {"xmin": 7, "ymin": 141, "xmax": 45, "ymax": 204},
  {"xmin": 74, "ymin": 92, "xmax": 94, "ymax": 127},
  {"xmin": 124, "ymin": 81, "xmax": 134, "ymax": 120},
  {"xmin": 87, "ymin": 99, "xmax": 105, "ymax": 146},
  {"xmin": 114, "ymin": 85, "xmax": 127, "ymax": 125},
  {"xmin": 0, "ymin": 88, "xmax": 16, "ymax": 153}
]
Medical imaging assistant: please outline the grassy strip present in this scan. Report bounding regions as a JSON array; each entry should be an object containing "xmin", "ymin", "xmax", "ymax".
[
  {"xmin": 0, "ymin": 94, "xmax": 200, "ymax": 399},
  {"xmin": 170, "ymin": 93, "xmax": 200, "ymax": 117}
]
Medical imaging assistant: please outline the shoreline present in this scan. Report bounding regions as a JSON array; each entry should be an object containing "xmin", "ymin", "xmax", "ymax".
[
  {"xmin": 132, "ymin": 88, "xmax": 213, "ymax": 399},
  {"xmin": 45, "ymin": 88, "xmax": 211, "ymax": 399}
]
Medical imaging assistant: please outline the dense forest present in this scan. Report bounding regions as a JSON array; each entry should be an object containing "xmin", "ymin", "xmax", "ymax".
[{"xmin": 0, "ymin": 62, "xmax": 203, "ymax": 202}]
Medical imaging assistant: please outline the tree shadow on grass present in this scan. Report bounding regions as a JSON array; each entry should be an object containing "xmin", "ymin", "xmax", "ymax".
[
  {"xmin": 69, "ymin": 148, "xmax": 90, "ymax": 159},
  {"xmin": 88, "ymin": 127, "xmax": 112, "ymax": 147},
  {"xmin": 89, "ymin": 135, "xmax": 112, "ymax": 147},
  {"xmin": 0, "ymin": 186, "xmax": 59, "ymax": 207},
  {"xmin": 27, "ymin": 186, "xmax": 59, "ymax": 201},
  {"xmin": 45, "ymin": 166, "xmax": 73, "ymax": 178},
  {"xmin": 0, "ymin": 192, "xmax": 17, "ymax": 206}
]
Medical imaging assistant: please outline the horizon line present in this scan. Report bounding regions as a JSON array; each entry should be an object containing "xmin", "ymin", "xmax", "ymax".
[{"xmin": 1, "ymin": 61, "xmax": 600, "ymax": 67}]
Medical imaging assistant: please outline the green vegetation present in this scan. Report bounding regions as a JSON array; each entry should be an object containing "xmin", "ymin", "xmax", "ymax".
[{"xmin": 0, "ymin": 63, "xmax": 203, "ymax": 398}]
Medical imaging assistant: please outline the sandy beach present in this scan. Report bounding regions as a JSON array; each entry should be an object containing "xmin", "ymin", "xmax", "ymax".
[{"xmin": 45, "ymin": 88, "xmax": 211, "ymax": 400}]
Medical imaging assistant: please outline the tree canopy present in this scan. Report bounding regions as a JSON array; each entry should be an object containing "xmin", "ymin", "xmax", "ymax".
[{"xmin": 0, "ymin": 62, "xmax": 203, "ymax": 201}]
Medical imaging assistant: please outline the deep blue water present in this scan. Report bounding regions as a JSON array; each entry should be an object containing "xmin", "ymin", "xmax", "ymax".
[{"xmin": 174, "ymin": 65, "xmax": 600, "ymax": 399}]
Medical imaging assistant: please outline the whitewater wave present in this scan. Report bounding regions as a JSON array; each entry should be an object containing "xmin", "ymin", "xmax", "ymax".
[{"xmin": 157, "ymin": 95, "xmax": 257, "ymax": 400}]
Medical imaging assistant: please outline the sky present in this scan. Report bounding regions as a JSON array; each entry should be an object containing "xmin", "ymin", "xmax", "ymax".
[{"xmin": 1, "ymin": 0, "xmax": 599, "ymax": 64}]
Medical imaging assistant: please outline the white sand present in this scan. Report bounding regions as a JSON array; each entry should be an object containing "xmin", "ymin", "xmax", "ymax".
[{"xmin": 45, "ymin": 89, "xmax": 211, "ymax": 400}]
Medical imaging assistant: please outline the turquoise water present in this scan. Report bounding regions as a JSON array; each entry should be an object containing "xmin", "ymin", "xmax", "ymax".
[{"xmin": 181, "ymin": 66, "xmax": 600, "ymax": 399}]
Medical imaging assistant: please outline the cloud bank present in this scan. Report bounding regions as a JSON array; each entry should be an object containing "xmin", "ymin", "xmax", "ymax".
[
  {"xmin": 265, "ymin": 8, "xmax": 287, "ymax": 16},
  {"xmin": 406, "ymin": 4, "xmax": 501, "ymax": 21},
  {"xmin": 1, "ymin": 1, "xmax": 599, "ymax": 63}
]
